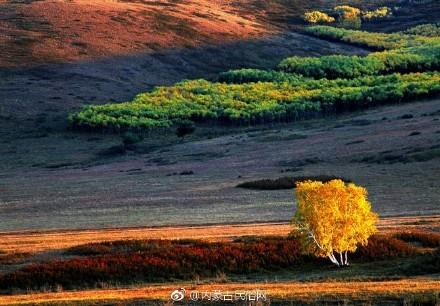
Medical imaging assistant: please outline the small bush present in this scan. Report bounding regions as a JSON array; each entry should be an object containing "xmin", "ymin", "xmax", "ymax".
[
  {"xmin": 236, "ymin": 175, "xmax": 350, "ymax": 190},
  {"xmin": 334, "ymin": 5, "xmax": 362, "ymax": 29}
]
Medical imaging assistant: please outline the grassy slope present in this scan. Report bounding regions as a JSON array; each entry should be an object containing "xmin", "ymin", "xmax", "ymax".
[
  {"xmin": 2, "ymin": 0, "xmax": 432, "ymax": 68},
  {"xmin": 0, "ymin": 0, "xmax": 347, "ymax": 67}
]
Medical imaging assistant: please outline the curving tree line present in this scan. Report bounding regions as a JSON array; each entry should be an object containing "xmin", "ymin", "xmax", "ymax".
[{"xmin": 69, "ymin": 26, "xmax": 440, "ymax": 132}]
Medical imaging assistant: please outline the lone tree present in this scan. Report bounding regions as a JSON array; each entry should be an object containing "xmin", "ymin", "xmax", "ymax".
[{"xmin": 293, "ymin": 179, "xmax": 377, "ymax": 266}]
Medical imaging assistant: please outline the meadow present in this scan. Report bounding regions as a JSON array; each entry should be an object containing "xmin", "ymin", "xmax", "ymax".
[
  {"xmin": 0, "ymin": 223, "xmax": 439, "ymax": 305},
  {"xmin": 1, "ymin": 229, "xmax": 439, "ymax": 292}
]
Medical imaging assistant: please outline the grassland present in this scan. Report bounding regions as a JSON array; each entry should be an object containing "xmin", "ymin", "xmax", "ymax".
[
  {"xmin": 0, "ymin": 218, "xmax": 439, "ymax": 304},
  {"xmin": 2, "ymin": 97, "xmax": 440, "ymax": 231}
]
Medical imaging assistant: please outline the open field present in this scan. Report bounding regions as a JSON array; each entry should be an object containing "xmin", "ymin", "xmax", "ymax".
[
  {"xmin": 0, "ymin": 279, "xmax": 439, "ymax": 305},
  {"xmin": 1, "ymin": 97, "xmax": 440, "ymax": 231},
  {"xmin": 1, "ymin": 1, "xmax": 440, "ymax": 232},
  {"xmin": 0, "ymin": 219, "xmax": 439, "ymax": 305},
  {"xmin": 1, "ymin": 215, "xmax": 439, "ymax": 254}
]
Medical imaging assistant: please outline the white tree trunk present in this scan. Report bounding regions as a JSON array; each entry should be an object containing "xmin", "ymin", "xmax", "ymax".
[
  {"xmin": 328, "ymin": 252, "xmax": 340, "ymax": 266},
  {"xmin": 344, "ymin": 251, "xmax": 349, "ymax": 266}
]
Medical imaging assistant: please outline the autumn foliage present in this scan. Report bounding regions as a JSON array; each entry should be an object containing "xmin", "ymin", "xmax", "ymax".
[
  {"xmin": 68, "ymin": 25, "xmax": 440, "ymax": 131},
  {"xmin": 294, "ymin": 180, "xmax": 378, "ymax": 266},
  {"xmin": 0, "ymin": 233, "xmax": 434, "ymax": 292},
  {"xmin": 303, "ymin": 11, "xmax": 335, "ymax": 24},
  {"xmin": 0, "ymin": 238, "xmax": 305, "ymax": 291}
]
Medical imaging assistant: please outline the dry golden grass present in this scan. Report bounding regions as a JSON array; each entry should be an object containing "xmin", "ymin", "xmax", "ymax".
[
  {"xmin": 0, "ymin": 215, "xmax": 439, "ymax": 254},
  {"xmin": 0, "ymin": 279, "xmax": 439, "ymax": 305},
  {"xmin": 0, "ymin": 0, "xmax": 276, "ymax": 67}
]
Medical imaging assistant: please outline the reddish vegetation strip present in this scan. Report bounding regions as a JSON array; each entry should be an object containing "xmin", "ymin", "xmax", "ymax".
[
  {"xmin": 0, "ymin": 215, "xmax": 439, "ymax": 254},
  {"xmin": 0, "ymin": 280, "xmax": 439, "ymax": 305},
  {"xmin": 1, "ymin": 234, "xmax": 432, "ymax": 292}
]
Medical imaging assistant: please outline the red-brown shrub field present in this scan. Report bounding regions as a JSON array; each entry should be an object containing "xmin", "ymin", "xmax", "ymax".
[
  {"xmin": 352, "ymin": 235, "xmax": 419, "ymax": 260},
  {"xmin": 0, "ymin": 238, "xmax": 306, "ymax": 291},
  {"xmin": 393, "ymin": 231, "xmax": 440, "ymax": 248},
  {"xmin": 0, "ymin": 234, "xmax": 435, "ymax": 292}
]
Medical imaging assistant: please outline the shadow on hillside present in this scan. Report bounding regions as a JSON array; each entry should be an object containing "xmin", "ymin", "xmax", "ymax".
[{"xmin": 0, "ymin": 31, "xmax": 368, "ymax": 135}]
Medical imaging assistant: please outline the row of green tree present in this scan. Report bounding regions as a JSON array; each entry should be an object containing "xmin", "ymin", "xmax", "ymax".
[
  {"xmin": 69, "ymin": 72, "xmax": 440, "ymax": 130},
  {"xmin": 69, "ymin": 25, "xmax": 440, "ymax": 131},
  {"xmin": 305, "ymin": 25, "xmax": 434, "ymax": 50}
]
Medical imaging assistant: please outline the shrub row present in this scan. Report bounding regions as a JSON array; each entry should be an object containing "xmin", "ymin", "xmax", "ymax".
[
  {"xmin": 278, "ymin": 47, "xmax": 440, "ymax": 79},
  {"xmin": 402, "ymin": 23, "xmax": 440, "ymax": 37},
  {"xmin": 304, "ymin": 25, "xmax": 432, "ymax": 50},
  {"xmin": 69, "ymin": 72, "xmax": 440, "ymax": 130}
]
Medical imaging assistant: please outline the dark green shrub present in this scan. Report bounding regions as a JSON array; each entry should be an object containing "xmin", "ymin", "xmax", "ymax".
[{"xmin": 236, "ymin": 175, "xmax": 350, "ymax": 190}]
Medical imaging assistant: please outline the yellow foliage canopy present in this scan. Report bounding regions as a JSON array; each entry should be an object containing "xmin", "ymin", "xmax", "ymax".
[
  {"xmin": 293, "ymin": 179, "xmax": 378, "ymax": 266},
  {"xmin": 334, "ymin": 5, "xmax": 361, "ymax": 20},
  {"xmin": 304, "ymin": 11, "xmax": 335, "ymax": 24},
  {"xmin": 363, "ymin": 7, "xmax": 390, "ymax": 20}
]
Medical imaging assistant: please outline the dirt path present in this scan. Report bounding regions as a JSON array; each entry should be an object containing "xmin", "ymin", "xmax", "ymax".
[
  {"xmin": 0, "ymin": 279, "xmax": 439, "ymax": 305},
  {"xmin": 1, "ymin": 215, "xmax": 439, "ymax": 253}
]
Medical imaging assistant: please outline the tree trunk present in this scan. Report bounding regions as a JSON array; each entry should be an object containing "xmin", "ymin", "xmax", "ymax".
[
  {"xmin": 344, "ymin": 251, "xmax": 349, "ymax": 266},
  {"xmin": 328, "ymin": 252, "xmax": 340, "ymax": 266}
]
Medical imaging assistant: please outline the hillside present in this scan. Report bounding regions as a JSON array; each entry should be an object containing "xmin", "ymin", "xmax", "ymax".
[
  {"xmin": 3, "ymin": 0, "xmax": 438, "ymax": 67},
  {"xmin": 1, "ymin": 1, "xmax": 440, "ymax": 232},
  {"xmin": 0, "ymin": 0, "xmax": 312, "ymax": 67}
]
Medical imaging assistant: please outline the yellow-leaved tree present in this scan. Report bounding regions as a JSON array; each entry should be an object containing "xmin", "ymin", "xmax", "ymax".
[
  {"xmin": 304, "ymin": 11, "xmax": 336, "ymax": 24},
  {"xmin": 334, "ymin": 5, "xmax": 362, "ymax": 29},
  {"xmin": 293, "ymin": 179, "xmax": 377, "ymax": 266}
]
